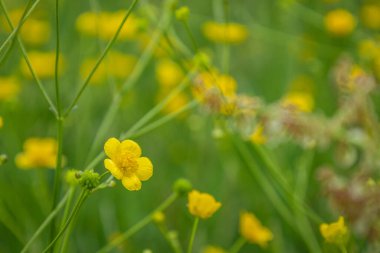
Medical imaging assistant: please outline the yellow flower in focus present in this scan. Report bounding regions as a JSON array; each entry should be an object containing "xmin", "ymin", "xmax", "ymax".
[
  {"xmin": 21, "ymin": 51, "xmax": 65, "ymax": 79},
  {"xmin": 281, "ymin": 92, "xmax": 314, "ymax": 112},
  {"xmin": 202, "ymin": 246, "xmax": 226, "ymax": 253},
  {"xmin": 361, "ymin": 4, "xmax": 380, "ymax": 30},
  {"xmin": 104, "ymin": 138, "xmax": 153, "ymax": 191},
  {"xmin": 80, "ymin": 52, "xmax": 136, "ymax": 84},
  {"xmin": 187, "ymin": 190, "xmax": 221, "ymax": 219},
  {"xmin": 15, "ymin": 138, "xmax": 58, "ymax": 169},
  {"xmin": 202, "ymin": 21, "xmax": 248, "ymax": 44},
  {"xmin": 240, "ymin": 211, "xmax": 273, "ymax": 248},
  {"xmin": 324, "ymin": 9, "xmax": 356, "ymax": 37},
  {"xmin": 250, "ymin": 124, "xmax": 266, "ymax": 145},
  {"xmin": 76, "ymin": 11, "xmax": 142, "ymax": 40},
  {"xmin": 320, "ymin": 216, "xmax": 348, "ymax": 245},
  {"xmin": 0, "ymin": 77, "xmax": 20, "ymax": 101},
  {"xmin": 156, "ymin": 59, "xmax": 184, "ymax": 88}
]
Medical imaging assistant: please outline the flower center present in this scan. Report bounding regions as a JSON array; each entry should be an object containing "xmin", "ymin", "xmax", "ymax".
[{"xmin": 118, "ymin": 155, "xmax": 138, "ymax": 176}]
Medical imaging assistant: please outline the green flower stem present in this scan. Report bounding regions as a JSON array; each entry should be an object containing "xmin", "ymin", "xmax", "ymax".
[
  {"xmin": 229, "ymin": 237, "xmax": 246, "ymax": 253},
  {"xmin": 56, "ymin": 187, "xmax": 76, "ymax": 253},
  {"xmin": 20, "ymin": 191, "xmax": 70, "ymax": 253},
  {"xmin": 0, "ymin": 0, "xmax": 58, "ymax": 116},
  {"xmin": 63, "ymin": 0, "xmax": 140, "ymax": 118},
  {"xmin": 54, "ymin": 0, "xmax": 62, "ymax": 117},
  {"xmin": 0, "ymin": 0, "xmax": 40, "ymax": 64},
  {"xmin": 97, "ymin": 192, "xmax": 179, "ymax": 253},
  {"xmin": 186, "ymin": 217, "xmax": 199, "ymax": 253},
  {"xmin": 181, "ymin": 20, "xmax": 199, "ymax": 53},
  {"xmin": 43, "ymin": 190, "xmax": 89, "ymax": 253},
  {"xmin": 85, "ymin": 0, "xmax": 176, "ymax": 163},
  {"xmin": 156, "ymin": 224, "xmax": 183, "ymax": 253},
  {"xmin": 130, "ymin": 100, "xmax": 198, "ymax": 139}
]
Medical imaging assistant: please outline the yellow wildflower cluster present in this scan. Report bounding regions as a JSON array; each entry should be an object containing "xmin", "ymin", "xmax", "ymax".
[
  {"xmin": 2, "ymin": 9, "xmax": 50, "ymax": 46},
  {"xmin": 193, "ymin": 71, "xmax": 237, "ymax": 115},
  {"xmin": 240, "ymin": 211, "xmax": 273, "ymax": 248},
  {"xmin": 202, "ymin": 21, "xmax": 248, "ymax": 44},
  {"xmin": 187, "ymin": 190, "xmax": 221, "ymax": 219},
  {"xmin": 320, "ymin": 216, "xmax": 348, "ymax": 245},
  {"xmin": 155, "ymin": 58, "xmax": 190, "ymax": 115},
  {"xmin": 361, "ymin": 4, "xmax": 380, "ymax": 30},
  {"xmin": 0, "ymin": 76, "xmax": 20, "ymax": 101},
  {"xmin": 104, "ymin": 138, "xmax": 153, "ymax": 191},
  {"xmin": 80, "ymin": 51, "xmax": 137, "ymax": 85},
  {"xmin": 21, "ymin": 51, "xmax": 65, "ymax": 79},
  {"xmin": 324, "ymin": 9, "xmax": 356, "ymax": 37},
  {"xmin": 15, "ymin": 138, "xmax": 58, "ymax": 169},
  {"xmin": 76, "ymin": 11, "xmax": 143, "ymax": 40}
]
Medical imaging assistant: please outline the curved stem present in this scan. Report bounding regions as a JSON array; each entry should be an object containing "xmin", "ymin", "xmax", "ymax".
[
  {"xmin": 97, "ymin": 192, "xmax": 179, "ymax": 253},
  {"xmin": 186, "ymin": 217, "xmax": 199, "ymax": 253},
  {"xmin": 21, "ymin": 191, "xmax": 70, "ymax": 253}
]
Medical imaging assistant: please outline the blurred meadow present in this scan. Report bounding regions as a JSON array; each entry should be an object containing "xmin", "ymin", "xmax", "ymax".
[{"xmin": 1, "ymin": 0, "xmax": 380, "ymax": 252}]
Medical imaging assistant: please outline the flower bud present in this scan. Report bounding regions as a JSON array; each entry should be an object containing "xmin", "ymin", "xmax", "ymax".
[{"xmin": 173, "ymin": 178, "xmax": 192, "ymax": 195}]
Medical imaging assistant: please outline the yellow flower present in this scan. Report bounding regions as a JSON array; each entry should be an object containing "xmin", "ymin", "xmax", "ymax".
[
  {"xmin": 358, "ymin": 39, "xmax": 380, "ymax": 61},
  {"xmin": 157, "ymin": 90, "xmax": 189, "ymax": 115},
  {"xmin": 156, "ymin": 58, "xmax": 184, "ymax": 88},
  {"xmin": 187, "ymin": 190, "xmax": 221, "ymax": 219},
  {"xmin": 0, "ymin": 76, "xmax": 20, "ymax": 101},
  {"xmin": 240, "ymin": 211, "xmax": 273, "ymax": 248},
  {"xmin": 361, "ymin": 4, "xmax": 380, "ymax": 30},
  {"xmin": 281, "ymin": 91, "xmax": 314, "ymax": 112},
  {"xmin": 320, "ymin": 216, "xmax": 348, "ymax": 245},
  {"xmin": 324, "ymin": 9, "xmax": 356, "ymax": 37},
  {"xmin": 0, "ymin": 116, "xmax": 3, "ymax": 128},
  {"xmin": 250, "ymin": 124, "xmax": 266, "ymax": 145},
  {"xmin": 104, "ymin": 138, "xmax": 153, "ymax": 191},
  {"xmin": 202, "ymin": 21, "xmax": 248, "ymax": 44},
  {"xmin": 202, "ymin": 246, "xmax": 226, "ymax": 253},
  {"xmin": 21, "ymin": 51, "xmax": 65, "ymax": 79},
  {"xmin": 76, "ymin": 11, "xmax": 142, "ymax": 41},
  {"xmin": 80, "ymin": 51, "xmax": 136, "ymax": 84},
  {"xmin": 15, "ymin": 138, "xmax": 58, "ymax": 169}
]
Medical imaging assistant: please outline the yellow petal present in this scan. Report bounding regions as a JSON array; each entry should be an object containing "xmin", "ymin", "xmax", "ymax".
[
  {"xmin": 120, "ymin": 139, "xmax": 141, "ymax": 158},
  {"xmin": 122, "ymin": 174, "xmax": 142, "ymax": 191},
  {"xmin": 104, "ymin": 159, "xmax": 123, "ymax": 180},
  {"xmin": 136, "ymin": 157, "xmax": 153, "ymax": 181},
  {"xmin": 104, "ymin": 138, "xmax": 120, "ymax": 160}
]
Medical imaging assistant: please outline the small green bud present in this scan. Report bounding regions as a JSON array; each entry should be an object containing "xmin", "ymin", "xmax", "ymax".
[
  {"xmin": 175, "ymin": 6, "xmax": 190, "ymax": 22},
  {"xmin": 0, "ymin": 154, "xmax": 8, "ymax": 166},
  {"xmin": 78, "ymin": 169, "xmax": 100, "ymax": 191},
  {"xmin": 193, "ymin": 51, "xmax": 211, "ymax": 70},
  {"xmin": 173, "ymin": 178, "xmax": 192, "ymax": 196},
  {"xmin": 65, "ymin": 169, "xmax": 80, "ymax": 186}
]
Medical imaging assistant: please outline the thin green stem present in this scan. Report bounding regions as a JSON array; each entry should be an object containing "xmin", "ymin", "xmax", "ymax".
[
  {"xmin": 187, "ymin": 217, "xmax": 199, "ymax": 253},
  {"xmin": 229, "ymin": 237, "xmax": 246, "ymax": 253},
  {"xmin": 97, "ymin": 192, "xmax": 179, "ymax": 253},
  {"xmin": 0, "ymin": 0, "xmax": 58, "ymax": 116},
  {"xmin": 56, "ymin": 187, "xmax": 76, "ymax": 253},
  {"xmin": 43, "ymin": 190, "xmax": 88, "ymax": 253},
  {"xmin": 54, "ymin": 0, "xmax": 62, "ymax": 116},
  {"xmin": 49, "ymin": 117, "xmax": 65, "ymax": 248},
  {"xmin": 156, "ymin": 224, "xmax": 183, "ymax": 253},
  {"xmin": 21, "ymin": 191, "xmax": 70, "ymax": 253},
  {"xmin": 63, "ymin": 0, "xmax": 140, "ymax": 117}
]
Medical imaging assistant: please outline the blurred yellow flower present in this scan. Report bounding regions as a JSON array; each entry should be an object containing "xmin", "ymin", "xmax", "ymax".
[
  {"xmin": 76, "ymin": 11, "xmax": 142, "ymax": 40},
  {"xmin": 324, "ymin": 9, "xmax": 356, "ymax": 37},
  {"xmin": 80, "ymin": 51, "xmax": 136, "ymax": 84},
  {"xmin": 240, "ymin": 211, "xmax": 273, "ymax": 248},
  {"xmin": 152, "ymin": 211, "xmax": 166, "ymax": 224},
  {"xmin": 361, "ymin": 4, "xmax": 380, "ymax": 30},
  {"xmin": 156, "ymin": 58, "xmax": 184, "ymax": 88},
  {"xmin": 320, "ymin": 216, "xmax": 348, "ymax": 245},
  {"xmin": 0, "ymin": 116, "xmax": 3, "ymax": 128},
  {"xmin": 21, "ymin": 51, "xmax": 65, "ymax": 79},
  {"xmin": 281, "ymin": 91, "xmax": 314, "ymax": 112},
  {"xmin": 15, "ymin": 138, "xmax": 58, "ymax": 169},
  {"xmin": 250, "ymin": 124, "xmax": 266, "ymax": 145},
  {"xmin": 187, "ymin": 190, "xmax": 221, "ymax": 219},
  {"xmin": 157, "ymin": 90, "xmax": 189, "ymax": 115},
  {"xmin": 202, "ymin": 21, "xmax": 248, "ymax": 44},
  {"xmin": 104, "ymin": 138, "xmax": 153, "ymax": 191},
  {"xmin": 358, "ymin": 39, "xmax": 380, "ymax": 61},
  {"xmin": 0, "ymin": 77, "xmax": 20, "ymax": 101},
  {"xmin": 202, "ymin": 245, "xmax": 226, "ymax": 253}
]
